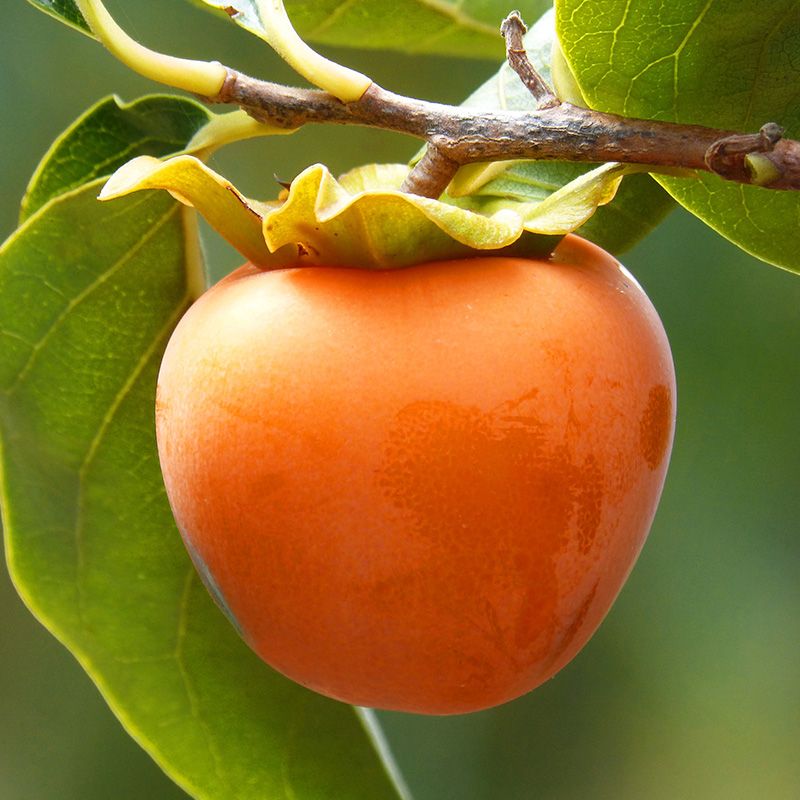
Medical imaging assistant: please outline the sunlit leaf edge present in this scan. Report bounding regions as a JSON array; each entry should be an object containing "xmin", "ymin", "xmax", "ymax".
[
  {"xmin": 655, "ymin": 174, "xmax": 800, "ymax": 276},
  {"xmin": 24, "ymin": 0, "xmax": 93, "ymax": 37},
  {"xmin": 20, "ymin": 94, "xmax": 214, "ymax": 222}
]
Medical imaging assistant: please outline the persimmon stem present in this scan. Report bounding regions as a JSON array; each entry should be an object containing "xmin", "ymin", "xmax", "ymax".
[
  {"xmin": 402, "ymin": 10, "xmax": 561, "ymax": 196},
  {"xmin": 401, "ymin": 146, "xmax": 460, "ymax": 197}
]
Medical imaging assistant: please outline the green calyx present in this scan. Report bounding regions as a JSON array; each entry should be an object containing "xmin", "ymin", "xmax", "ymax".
[{"xmin": 100, "ymin": 156, "xmax": 650, "ymax": 270}]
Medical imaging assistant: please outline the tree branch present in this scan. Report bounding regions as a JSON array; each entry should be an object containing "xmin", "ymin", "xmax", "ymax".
[
  {"xmin": 74, "ymin": 0, "xmax": 800, "ymax": 200},
  {"xmin": 216, "ymin": 72, "xmax": 800, "ymax": 197}
]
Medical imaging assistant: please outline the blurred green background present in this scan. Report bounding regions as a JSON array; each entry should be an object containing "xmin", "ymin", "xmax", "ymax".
[{"xmin": 1, "ymin": 2, "xmax": 798, "ymax": 799}]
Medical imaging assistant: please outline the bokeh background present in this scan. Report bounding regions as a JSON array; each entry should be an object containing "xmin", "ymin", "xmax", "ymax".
[{"xmin": 2, "ymin": 2, "xmax": 798, "ymax": 798}]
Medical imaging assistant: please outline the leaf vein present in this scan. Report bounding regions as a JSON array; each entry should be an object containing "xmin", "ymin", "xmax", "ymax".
[
  {"xmin": 5, "ymin": 201, "xmax": 178, "ymax": 395},
  {"xmin": 74, "ymin": 291, "xmax": 190, "ymax": 619},
  {"xmin": 174, "ymin": 568, "xmax": 232, "ymax": 790},
  {"xmin": 305, "ymin": 0, "xmax": 359, "ymax": 38}
]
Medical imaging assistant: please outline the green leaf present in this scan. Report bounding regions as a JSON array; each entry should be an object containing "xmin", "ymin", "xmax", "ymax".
[
  {"xmin": 459, "ymin": 161, "xmax": 658, "ymax": 236},
  {"xmin": 652, "ymin": 174, "xmax": 800, "ymax": 275},
  {"xmin": 24, "ymin": 0, "xmax": 92, "ymax": 36},
  {"xmin": 21, "ymin": 95, "xmax": 213, "ymax": 223},
  {"xmin": 556, "ymin": 0, "xmax": 800, "ymax": 273},
  {"xmin": 28, "ymin": 0, "xmax": 551, "ymax": 59},
  {"xmin": 192, "ymin": 0, "xmax": 553, "ymax": 58},
  {"xmin": 0, "ymin": 99, "xmax": 408, "ymax": 799},
  {"xmin": 452, "ymin": 7, "xmax": 674, "ymax": 254},
  {"xmin": 463, "ymin": 161, "xmax": 677, "ymax": 256}
]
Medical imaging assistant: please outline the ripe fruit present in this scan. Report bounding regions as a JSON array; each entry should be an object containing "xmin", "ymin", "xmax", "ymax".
[{"xmin": 155, "ymin": 235, "xmax": 675, "ymax": 715}]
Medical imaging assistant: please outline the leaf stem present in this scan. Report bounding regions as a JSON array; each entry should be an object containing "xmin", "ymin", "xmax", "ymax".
[
  {"xmin": 252, "ymin": 0, "xmax": 372, "ymax": 102},
  {"xmin": 219, "ymin": 74, "xmax": 800, "ymax": 197},
  {"xmin": 70, "ymin": 5, "xmax": 800, "ymax": 200},
  {"xmin": 73, "ymin": 0, "xmax": 227, "ymax": 96},
  {"xmin": 185, "ymin": 109, "xmax": 296, "ymax": 157}
]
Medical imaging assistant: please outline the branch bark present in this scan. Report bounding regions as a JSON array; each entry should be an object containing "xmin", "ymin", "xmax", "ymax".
[{"xmin": 215, "ymin": 68, "xmax": 800, "ymax": 199}]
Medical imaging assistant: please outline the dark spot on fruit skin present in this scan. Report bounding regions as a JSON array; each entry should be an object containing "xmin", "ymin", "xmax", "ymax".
[
  {"xmin": 575, "ymin": 455, "xmax": 603, "ymax": 554},
  {"xmin": 376, "ymin": 395, "xmax": 607, "ymax": 669},
  {"xmin": 640, "ymin": 385, "xmax": 672, "ymax": 470}
]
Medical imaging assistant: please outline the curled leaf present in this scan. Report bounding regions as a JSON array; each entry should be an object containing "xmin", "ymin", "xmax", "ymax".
[
  {"xmin": 100, "ymin": 155, "xmax": 291, "ymax": 267},
  {"xmin": 466, "ymin": 162, "xmax": 652, "ymax": 235},
  {"xmin": 101, "ymin": 157, "xmax": 648, "ymax": 269},
  {"xmin": 263, "ymin": 163, "xmax": 528, "ymax": 268}
]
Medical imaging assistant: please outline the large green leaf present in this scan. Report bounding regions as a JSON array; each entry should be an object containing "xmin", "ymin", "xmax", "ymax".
[
  {"xmin": 27, "ymin": 0, "xmax": 552, "ymax": 58},
  {"xmin": 453, "ymin": 8, "xmax": 674, "ymax": 254},
  {"xmin": 194, "ymin": 0, "xmax": 552, "ymax": 58},
  {"xmin": 21, "ymin": 95, "xmax": 213, "ymax": 222},
  {"xmin": 556, "ymin": 0, "xmax": 800, "ymax": 273},
  {"xmin": 0, "ymin": 98, "xmax": 408, "ymax": 800}
]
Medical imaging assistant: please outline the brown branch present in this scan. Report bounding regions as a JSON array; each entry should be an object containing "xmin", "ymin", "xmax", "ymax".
[
  {"xmin": 215, "ymin": 70, "xmax": 800, "ymax": 199},
  {"xmin": 500, "ymin": 11, "xmax": 559, "ymax": 109},
  {"xmin": 401, "ymin": 145, "xmax": 460, "ymax": 196}
]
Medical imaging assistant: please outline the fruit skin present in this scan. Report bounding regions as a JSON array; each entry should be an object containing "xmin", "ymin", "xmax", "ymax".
[{"xmin": 155, "ymin": 235, "xmax": 675, "ymax": 715}]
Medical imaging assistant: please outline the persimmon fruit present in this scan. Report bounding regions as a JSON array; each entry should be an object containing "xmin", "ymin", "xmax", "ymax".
[{"xmin": 155, "ymin": 234, "xmax": 675, "ymax": 715}]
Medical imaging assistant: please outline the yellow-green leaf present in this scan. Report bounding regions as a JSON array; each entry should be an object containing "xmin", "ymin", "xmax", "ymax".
[
  {"xmin": 102, "ymin": 158, "xmax": 650, "ymax": 268},
  {"xmin": 100, "ymin": 155, "xmax": 287, "ymax": 267}
]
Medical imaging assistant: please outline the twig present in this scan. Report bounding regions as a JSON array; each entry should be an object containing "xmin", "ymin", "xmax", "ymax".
[{"xmin": 500, "ymin": 11, "xmax": 559, "ymax": 109}]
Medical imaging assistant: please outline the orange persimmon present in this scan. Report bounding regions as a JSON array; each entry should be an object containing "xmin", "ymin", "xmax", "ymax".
[{"xmin": 155, "ymin": 235, "xmax": 675, "ymax": 714}]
